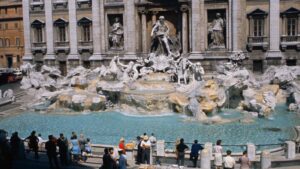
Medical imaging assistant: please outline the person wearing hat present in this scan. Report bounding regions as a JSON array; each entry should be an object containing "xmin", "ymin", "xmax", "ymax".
[
  {"xmin": 141, "ymin": 135, "xmax": 151, "ymax": 164},
  {"xmin": 118, "ymin": 137, "xmax": 126, "ymax": 154}
]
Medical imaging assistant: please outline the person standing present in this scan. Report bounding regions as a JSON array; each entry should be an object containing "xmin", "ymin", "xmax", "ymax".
[
  {"xmin": 57, "ymin": 133, "xmax": 68, "ymax": 166},
  {"xmin": 141, "ymin": 135, "xmax": 151, "ymax": 164},
  {"xmin": 118, "ymin": 137, "xmax": 126, "ymax": 154},
  {"xmin": 223, "ymin": 150, "xmax": 235, "ymax": 169},
  {"xmin": 78, "ymin": 134, "xmax": 87, "ymax": 155},
  {"xmin": 214, "ymin": 140, "xmax": 223, "ymax": 169},
  {"xmin": 190, "ymin": 140, "xmax": 203, "ymax": 168},
  {"xmin": 26, "ymin": 130, "xmax": 39, "ymax": 159},
  {"xmin": 118, "ymin": 149, "xmax": 127, "ymax": 169},
  {"xmin": 10, "ymin": 132, "xmax": 21, "ymax": 160},
  {"xmin": 70, "ymin": 134, "xmax": 80, "ymax": 162},
  {"xmin": 82, "ymin": 138, "xmax": 92, "ymax": 162},
  {"xmin": 45, "ymin": 135, "xmax": 60, "ymax": 169},
  {"xmin": 176, "ymin": 138, "xmax": 189, "ymax": 166},
  {"xmin": 136, "ymin": 136, "xmax": 142, "ymax": 164},
  {"xmin": 239, "ymin": 151, "xmax": 251, "ymax": 169}
]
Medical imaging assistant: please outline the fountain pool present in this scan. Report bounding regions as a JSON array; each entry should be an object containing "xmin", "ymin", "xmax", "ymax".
[{"xmin": 0, "ymin": 105, "xmax": 299, "ymax": 152}]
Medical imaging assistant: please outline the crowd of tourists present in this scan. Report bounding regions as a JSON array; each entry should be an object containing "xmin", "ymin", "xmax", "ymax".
[{"xmin": 0, "ymin": 129, "xmax": 252, "ymax": 169}]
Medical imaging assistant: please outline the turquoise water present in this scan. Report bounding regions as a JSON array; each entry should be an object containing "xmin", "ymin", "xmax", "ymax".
[{"xmin": 0, "ymin": 105, "xmax": 300, "ymax": 152}]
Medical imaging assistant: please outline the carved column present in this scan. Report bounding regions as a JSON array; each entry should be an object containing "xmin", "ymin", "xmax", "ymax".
[
  {"xmin": 297, "ymin": 14, "xmax": 300, "ymax": 35},
  {"xmin": 90, "ymin": 0, "xmax": 104, "ymax": 62},
  {"xmin": 152, "ymin": 11, "xmax": 158, "ymax": 26},
  {"xmin": 139, "ymin": 7, "xmax": 148, "ymax": 53},
  {"xmin": 232, "ymin": 0, "xmax": 246, "ymax": 52},
  {"xmin": 190, "ymin": 0, "xmax": 204, "ymax": 58},
  {"xmin": 44, "ymin": 0, "xmax": 55, "ymax": 63},
  {"xmin": 268, "ymin": 0, "xmax": 282, "ymax": 58},
  {"xmin": 68, "ymin": 0, "xmax": 79, "ymax": 60},
  {"xmin": 124, "ymin": 0, "xmax": 137, "ymax": 59},
  {"xmin": 180, "ymin": 4, "xmax": 189, "ymax": 54},
  {"xmin": 22, "ymin": 0, "xmax": 33, "ymax": 62}
]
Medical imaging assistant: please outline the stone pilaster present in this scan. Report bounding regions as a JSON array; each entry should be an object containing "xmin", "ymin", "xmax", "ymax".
[
  {"xmin": 44, "ymin": 0, "xmax": 55, "ymax": 61},
  {"xmin": 152, "ymin": 11, "xmax": 158, "ymax": 26},
  {"xmin": 232, "ymin": 0, "xmax": 246, "ymax": 52},
  {"xmin": 298, "ymin": 14, "xmax": 300, "ymax": 35},
  {"xmin": 90, "ymin": 0, "xmax": 104, "ymax": 61},
  {"xmin": 181, "ymin": 4, "xmax": 189, "ymax": 55},
  {"xmin": 124, "ymin": 0, "xmax": 137, "ymax": 59},
  {"xmin": 267, "ymin": 0, "xmax": 282, "ymax": 58},
  {"xmin": 22, "ymin": 0, "xmax": 33, "ymax": 62},
  {"xmin": 139, "ymin": 7, "xmax": 148, "ymax": 53},
  {"xmin": 189, "ymin": 0, "xmax": 204, "ymax": 59},
  {"xmin": 68, "ymin": 0, "xmax": 80, "ymax": 60}
]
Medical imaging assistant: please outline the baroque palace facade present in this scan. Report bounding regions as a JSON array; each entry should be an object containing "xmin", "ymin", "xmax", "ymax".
[
  {"xmin": 0, "ymin": 0, "xmax": 23, "ymax": 68},
  {"xmin": 22, "ymin": 0, "xmax": 300, "ymax": 75}
]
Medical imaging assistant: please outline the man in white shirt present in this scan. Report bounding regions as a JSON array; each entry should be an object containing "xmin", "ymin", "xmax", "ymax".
[
  {"xmin": 223, "ymin": 150, "xmax": 235, "ymax": 169},
  {"xmin": 141, "ymin": 136, "xmax": 151, "ymax": 164},
  {"xmin": 149, "ymin": 133, "xmax": 157, "ymax": 145}
]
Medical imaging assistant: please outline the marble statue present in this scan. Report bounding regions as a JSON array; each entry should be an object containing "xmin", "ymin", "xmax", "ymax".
[
  {"xmin": 150, "ymin": 16, "xmax": 173, "ymax": 56},
  {"xmin": 192, "ymin": 62, "xmax": 205, "ymax": 81},
  {"xmin": 208, "ymin": 13, "xmax": 225, "ymax": 48},
  {"xmin": 109, "ymin": 17, "xmax": 124, "ymax": 50},
  {"xmin": 175, "ymin": 57, "xmax": 193, "ymax": 84},
  {"xmin": 117, "ymin": 56, "xmax": 134, "ymax": 82}
]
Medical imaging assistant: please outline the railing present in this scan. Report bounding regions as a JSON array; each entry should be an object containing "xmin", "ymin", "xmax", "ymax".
[
  {"xmin": 281, "ymin": 35, "xmax": 300, "ymax": 42},
  {"xmin": 55, "ymin": 41, "xmax": 69, "ymax": 47},
  {"xmin": 247, "ymin": 36, "xmax": 268, "ymax": 43},
  {"xmin": 78, "ymin": 41, "xmax": 93, "ymax": 46},
  {"xmin": 32, "ymin": 42, "xmax": 46, "ymax": 47}
]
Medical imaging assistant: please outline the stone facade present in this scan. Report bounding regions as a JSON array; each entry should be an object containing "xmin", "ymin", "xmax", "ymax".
[
  {"xmin": 0, "ymin": 0, "xmax": 24, "ymax": 68},
  {"xmin": 23, "ymin": 0, "xmax": 300, "ymax": 74}
]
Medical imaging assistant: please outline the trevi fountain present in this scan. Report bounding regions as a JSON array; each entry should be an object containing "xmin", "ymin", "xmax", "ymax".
[{"xmin": 1, "ymin": 16, "xmax": 300, "ymax": 152}]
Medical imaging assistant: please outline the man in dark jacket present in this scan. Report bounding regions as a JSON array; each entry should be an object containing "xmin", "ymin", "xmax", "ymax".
[
  {"xmin": 190, "ymin": 140, "xmax": 203, "ymax": 168},
  {"xmin": 176, "ymin": 138, "xmax": 189, "ymax": 166},
  {"xmin": 45, "ymin": 135, "xmax": 60, "ymax": 169},
  {"xmin": 57, "ymin": 133, "xmax": 68, "ymax": 166}
]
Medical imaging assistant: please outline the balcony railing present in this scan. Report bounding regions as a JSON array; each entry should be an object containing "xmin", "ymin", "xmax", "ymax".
[
  {"xmin": 247, "ymin": 36, "xmax": 269, "ymax": 52},
  {"xmin": 280, "ymin": 35, "xmax": 300, "ymax": 51},
  {"xmin": 78, "ymin": 41, "xmax": 93, "ymax": 54},
  {"xmin": 54, "ymin": 41, "xmax": 70, "ymax": 54},
  {"xmin": 32, "ymin": 42, "xmax": 46, "ymax": 47},
  {"xmin": 31, "ymin": 42, "xmax": 46, "ymax": 54}
]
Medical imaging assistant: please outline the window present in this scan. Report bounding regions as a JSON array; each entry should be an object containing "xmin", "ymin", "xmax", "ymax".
[
  {"xmin": 58, "ymin": 26, "xmax": 66, "ymax": 42},
  {"xmin": 82, "ymin": 25, "xmax": 90, "ymax": 41},
  {"xmin": 5, "ymin": 8, "xmax": 7, "ymax": 14},
  {"xmin": 17, "ymin": 55, "xmax": 20, "ymax": 63},
  {"xmin": 15, "ymin": 23, "xmax": 18, "ymax": 29},
  {"xmin": 16, "ymin": 38, "xmax": 20, "ymax": 46},
  {"xmin": 0, "ymin": 24, "xmax": 2, "ymax": 30},
  {"xmin": 54, "ymin": 18, "xmax": 68, "ymax": 42},
  {"xmin": 0, "ymin": 39, "xmax": 3, "ymax": 47},
  {"xmin": 287, "ymin": 17, "xmax": 297, "ymax": 36},
  {"xmin": 5, "ymin": 23, "xmax": 8, "ymax": 30},
  {"xmin": 5, "ymin": 39, "xmax": 10, "ymax": 47},
  {"xmin": 31, "ymin": 20, "xmax": 45, "ymax": 43},
  {"xmin": 78, "ymin": 17, "xmax": 92, "ymax": 42},
  {"xmin": 253, "ymin": 18, "xmax": 264, "ymax": 37},
  {"xmin": 36, "ymin": 27, "xmax": 43, "ymax": 42},
  {"xmin": 15, "ymin": 7, "xmax": 18, "ymax": 14}
]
